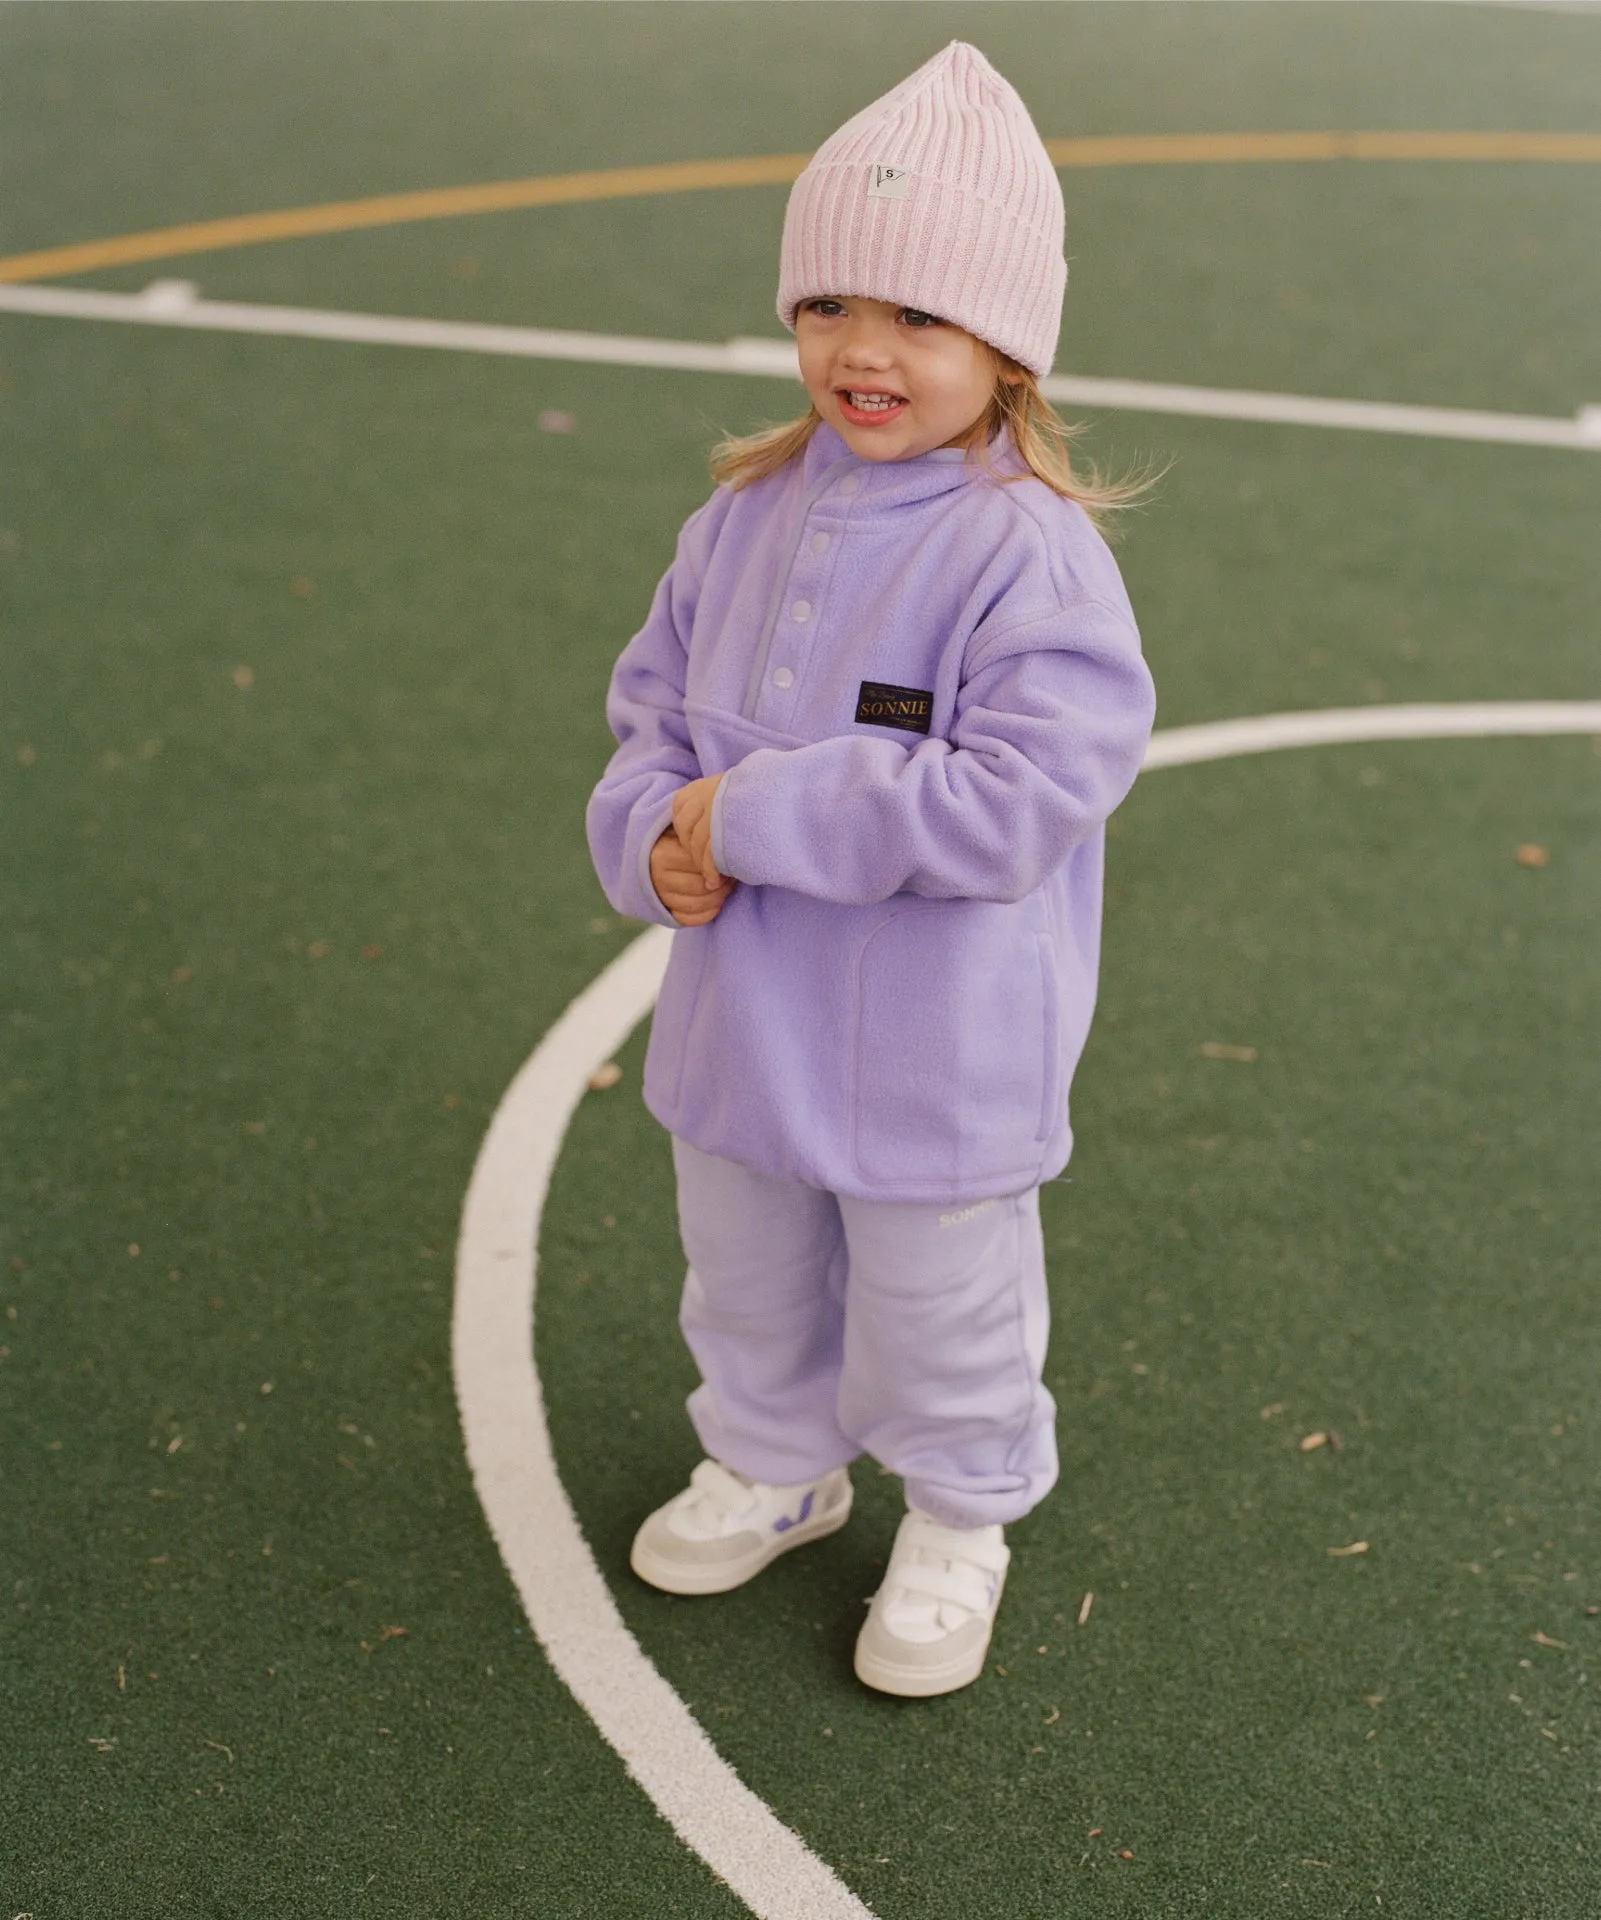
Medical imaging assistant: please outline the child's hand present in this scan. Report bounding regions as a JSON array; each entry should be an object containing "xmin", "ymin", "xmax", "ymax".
[
  {"xmin": 650, "ymin": 826, "xmax": 735, "ymax": 927},
  {"xmin": 671, "ymin": 774, "xmax": 725, "ymax": 886}
]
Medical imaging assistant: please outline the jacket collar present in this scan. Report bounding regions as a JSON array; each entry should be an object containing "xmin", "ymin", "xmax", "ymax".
[{"xmin": 799, "ymin": 420, "xmax": 1020, "ymax": 506}]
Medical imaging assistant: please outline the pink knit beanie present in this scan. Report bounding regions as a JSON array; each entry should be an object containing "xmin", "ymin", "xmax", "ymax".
[{"xmin": 777, "ymin": 42, "xmax": 1065, "ymax": 379}]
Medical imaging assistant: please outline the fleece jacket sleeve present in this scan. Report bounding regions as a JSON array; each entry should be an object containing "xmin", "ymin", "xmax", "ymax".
[
  {"xmin": 712, "ymin": 599, "xmax": 1155, "ymax": 907},
  {"xmin": 584, "ymin": 516, "xmax": 713, "ymax": 926}
]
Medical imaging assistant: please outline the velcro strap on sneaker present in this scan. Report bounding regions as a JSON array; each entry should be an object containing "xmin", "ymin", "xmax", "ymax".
[
  {"xmin": 685, "ymin": 1458, "xmax": 756, "ymax": 1522},
  {"xmin": 901, "ymin": 1512, "xmax": 1010, "ymax": 1574},
  {"xmin": 690, "ymin": 1459, "xmax": 748, "ymax": 1496},
  {"xmin": 890, "ymin": 1560, "xmax": 997, "ymax": 1614}
]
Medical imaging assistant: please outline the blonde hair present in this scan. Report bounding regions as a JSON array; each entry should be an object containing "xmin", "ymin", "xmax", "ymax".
[{"xmin": 709, "ymin": 351, "xmax": 1154, "ymax": 530}]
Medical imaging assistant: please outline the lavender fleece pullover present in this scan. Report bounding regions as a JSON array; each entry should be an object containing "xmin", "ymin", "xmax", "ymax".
[{"xmin": 586, "ymin": 423, "xmax": 1156, "ymax": 1206}]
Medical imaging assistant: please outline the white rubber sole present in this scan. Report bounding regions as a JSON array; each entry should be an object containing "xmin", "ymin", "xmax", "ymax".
[
  {"xmin": 630, "ymin": 1488, "xmax": 854, "ymax": 1596},
  {"xmin": 852, "ymin": 1633, "xmax": 990, "ymax": 1698}
]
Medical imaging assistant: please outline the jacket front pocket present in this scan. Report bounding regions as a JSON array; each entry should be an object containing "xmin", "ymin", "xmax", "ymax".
[{"xmin": 851, "ymin": 900, "xmax": 1047, "ymax": 1192}]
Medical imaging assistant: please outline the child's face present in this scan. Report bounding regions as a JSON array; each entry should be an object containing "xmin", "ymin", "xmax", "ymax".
[{"xmin": 795, "ymin": 296, "xmax": 1000, "ymax": 463}]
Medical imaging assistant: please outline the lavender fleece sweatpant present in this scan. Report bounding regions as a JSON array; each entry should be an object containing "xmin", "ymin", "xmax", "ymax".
[{"xmin": 672, "ymin": 1137, "xmax": 1059, "ymax": 1529}]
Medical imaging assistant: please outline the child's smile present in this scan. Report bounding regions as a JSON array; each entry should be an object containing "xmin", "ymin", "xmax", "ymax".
[
  {"xmin": 838, "ymin": 387, "xmax": 908, "ymax": 424},
  {"xmin": 796, "ymin": 295, "xmax": 1002, "ymax": 463}
]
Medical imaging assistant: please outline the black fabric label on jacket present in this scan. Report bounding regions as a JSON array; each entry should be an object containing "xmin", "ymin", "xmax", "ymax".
[{"xmin": 855, "ymin": 680, "xmax": 933, "ymax": 735}]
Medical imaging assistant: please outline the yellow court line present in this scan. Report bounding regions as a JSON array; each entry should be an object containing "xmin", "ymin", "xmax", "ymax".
[
  {"xmin": 2, "ymin": 132, "xmax": 1598, "ymax": 285},
  {"xmin": 0, "ymin": 155, "xmax": 812, "ymax": 285}
]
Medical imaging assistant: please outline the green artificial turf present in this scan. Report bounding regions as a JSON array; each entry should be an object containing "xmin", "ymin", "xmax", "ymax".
[
  {"xmin": 2, "ymin": 5, "xmax": 1598, "ymax": 1914},
  {"xmin": 0, "ymin": 326, "xmax": 749, "ymax": 1914}
]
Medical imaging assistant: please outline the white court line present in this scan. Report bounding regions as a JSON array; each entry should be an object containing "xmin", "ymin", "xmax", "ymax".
[
  {"xmin": 452, "ymin": 926, "xmax": 871, "ymax": 1920},
  {"xmin": 1143, "ymin": 699, "xmax": 1601, "ymax": 768},
  {"xmin": 452, "ymin": 701, "xmax": 1601, "ymax": 1920},
  {"xmin": 3, "ymin": 279, "xmax": 1599, "ymax": 451}
]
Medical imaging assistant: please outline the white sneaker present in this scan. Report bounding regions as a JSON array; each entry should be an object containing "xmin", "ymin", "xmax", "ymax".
[
  {"xmin": 629, "ymin": 1458, "xmax": 853, "ymax": 1596},
  {"xmin": 854, "ymin": 1509, "xmax": 1010, "ymax": 1697}
]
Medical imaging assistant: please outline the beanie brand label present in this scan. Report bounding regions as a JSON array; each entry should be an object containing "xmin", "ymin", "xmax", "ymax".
[
  {"xmin": 868, "ymin": 164, "xmax": 909, "ymax": 199},
  {"xmin": 855, "ymin": 680, "xmax": 933, "ymax": 735}
]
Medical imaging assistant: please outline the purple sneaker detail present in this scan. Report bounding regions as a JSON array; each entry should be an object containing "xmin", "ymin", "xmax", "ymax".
[{"xmin": 772, "ymin": 1489, "xmax": 815, "ymax": 1534}]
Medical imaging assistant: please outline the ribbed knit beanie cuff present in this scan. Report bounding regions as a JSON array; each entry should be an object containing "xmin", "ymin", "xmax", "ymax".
[{"xmin": 777, "ymin": 42, "xmax": 1065, "ymax": 379}]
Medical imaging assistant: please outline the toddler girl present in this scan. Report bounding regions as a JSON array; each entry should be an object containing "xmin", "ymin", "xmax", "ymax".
[{"xmin": 587, "ymin": 41, "xmax": 1155, "ymax": 1697}]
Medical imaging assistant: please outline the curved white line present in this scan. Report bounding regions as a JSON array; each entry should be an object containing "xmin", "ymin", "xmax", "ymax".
[
  {"xmin": 452, "ymin": 700, "xmax": 1600, "ymax": 1919},
  {"xmin": 1143, "ymin": 699, "xmax": 1601, "ymax": 769},
  {"xmin": 452, "ymin": 925, "xmax": 873, "ymax": 1920}
]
